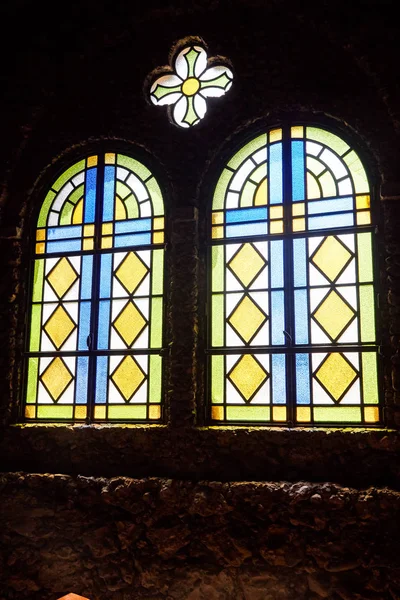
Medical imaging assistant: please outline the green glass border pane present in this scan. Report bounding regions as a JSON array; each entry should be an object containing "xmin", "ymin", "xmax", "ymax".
[
  {"xmin": 211, "ymin": 355, "xmax": 224, "ymax": 404},
  {"xmin": 227, "ymin": 134, "xmax": 267, "ymax": 170},
  {"xmin": 108, "ymin": 405, "xmax": 147, "ymax": 419},
  {"xmin": 150, "ymin": 296, "xmax": 163, "ymax": 348},
  {"xmin": 146, "ymin": 177, "xmax": 164, "ymax": 216},
  {"xmin": 149, "ymin": 355, "xmax": 162, "ymax": 402},
  {"xmin": 37, "ymin": 191, "xmax": 56, "ymax": 227},
  {"xmin": 152, "ymin": 250, "xmax": 164, "ymax": 295},
  {"xmin": 37, "ymin": 405, "xmax": 74, "ymax": 419},
  {"xmin": 306, "ymin": 128, "xmax": 349, "ymax": 156},
  {"xmin": 226, "ymin": 406, "xmax": 270, "ymax": 421},
  {"xmin": 213, "ymin": 169, "xmax": 234, "ymax": 210},
  {"xmin": 211, "ymin": 294, "xmax": 224, "ymax": 347},
  {"xmin": 29, "ymin": 305, "xmax": 42, "ymax": 351},
  {"xmin": 313, "ymin": 406, "xmax": 361, "ymax": 422},
  {"xmin": 362, "ymin": 352, "xmax": 379, "ymax": 404},
  {"xmin": 343, "ymin": 151, "xmax": 369, "ymax": 194},
  {"xmin": 359, "ymin": 285, "xmax": 376, "ymax": 342},
  {"xmin": 211, "ymin": 245, "xmax": 224, "ymax": 292},
  {"xmin": 357, "ymin": 232, "xmax": 373, "ymax": 282},
  {"xmin": 52, "ymin": 160, "xmax": 86, "ymax": 192},
  {"xmin": 32, "ymin": 260, "xmax": 44, "ymax": 302},
  {"xmin": 26, "ymin": 358, "xmax": 39, "ymax": 403},
  {"xmin": 117, "ymin": 154, "xmax": 152, "ymax": 181}
]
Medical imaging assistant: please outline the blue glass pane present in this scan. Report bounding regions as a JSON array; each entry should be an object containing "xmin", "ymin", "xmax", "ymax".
[
  {"xmin": 293, "ymin": 238, "xmax": 307, "ymax": 287},
  {"xmin": 272, "ymin": 354, "xmax": 286, "ymax": 404},
  {"xmin": 48, "ymin": 226, "xmax": 82, "ymax": 240},
  {"xmin": 294, "ymin": 289, "xmax": 309, "ymax": 344},
  {"xmin": 291, "ymin": 141, "xmax": 305, "ymax": 201},
  {"xmin": 99, "ymin": 253, "xmax": 112, "ymax": 299},
  {"xmin": 47, "ymin": 240, "xmax": 81, "ymax": 253},
  {"xmin": 269, "ymin": 143, "xmax": 283, "ymax": 205},
  {"xmin": 308, "ymin": 213, "xmax": 354, "ymax": 230},
  {"xmin": 95, "ymin": 356, "xmax": 108, "ymax": 404},
  {"xmin": 97, "ymin": 300, "xmax": 110, "ymax": 349},
  {"xmin": 114, "ymin": 233, "xmax": 152, "ymax": 247},
  {"xmin": 296, "ymin": 354, "xmax": 310, "ymax": 404},
  {"xmin": 308, "ymin": 197, "xmax": 352, "ymax": 215},
  {"xmin": 80, "ymin": 255, "xmax": 93, "ymax": 300},
  {"xmin": 226, "ymin": 222, "xmax": 267, "ymax": 238},
  {"xmin": 102, "ymin": 166, "xmax": 115, "ymax": 222},
  {"xmin": 75, "ymin": 356, "xmax": 89, "ymax": 404},
  {"xmin": 271, "ymin": 290, "xmax": 285, "ymax": 345},
  {"xmin": 78, "ymin": 301, "xmax": 91, "ymax": 350},
  {"xmin": 226, "ymin": 207, "xmax": 268, "ymax": 223},
  {"xmin": 84, "ymin": 167, "xmax": 97, "ymax": 223},
  {"xmin": 115, "ymin": 218, "xmax": 152, "ymax": 234},
  {"xmin": 270, "ymin": 240, "xmax": 284, "ymax": 288}
]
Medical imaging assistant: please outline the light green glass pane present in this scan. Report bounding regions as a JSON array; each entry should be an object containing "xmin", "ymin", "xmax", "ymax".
[
  {"xmin": 182, "ymin": 96, "xmax": 198, "ymax": 127},
  {"xmin": 108, "ymin": 405, "xmax": 146, "ymax": 419},
  {"xmin": 211, "ymin": 294, "xmax": 224, "ymax": 347},
  {"xmin": 26, "ymin": 358, "xmax": 39, "ymax": 403},
  {"xmin": 37, "ymin": 405, "xmax": 73, "ymax": 419},
  {"xmin": 32, "ymin": 260, "xmax": 44, "ymax": 302},
  {"xmin": 211, "ymin": 355, "xmax": 224, "ymax": 404},
  {"xmin": 117, "ymin": 154, "xmax": 152, "ymax": 181},
  {"xmin": 29, "ymin": 305, "xmax": 42, "ymax": 351},
  {"xmin": 313, "ymin": 406, "xmax": 361, "ymax": 422},
  {"xmin": 124, "ymin": 193, "xmax": 139, "ymax": 219},
  {"xmin": 69, "ymin": 183, "xmax": 85, "ymax": 205},
  {"xmin": 52, "ymin": 160, "xmax": 85, "ymax": 192},
  {"xmin": 213, "ymin": 169, "xmax": 234, "ymax": 210},
  {"xmin": 184, "ymin": 47, "xmax": 201, "ymax": 78},
  {"xmin": 357, "ymin": 233, "xmax": 373, "ymax": 282},
  {"xmin": 360, "ymin": 285, "xmax": 376, "ymax": 342},
  {"xmin": 37, "ymin": 190, "xmax": 56, "ymax": 227},
  {"xmin": 211, "ymin": 245, "xmax": 224, "ymax": 292},
  {"xmin": 116, "ymin": 180, "xmax": 131, "ymax": 200},
  {"xmin": 343, "ymin": 151, "xmax": 369, "ymax": 194},
  {"xmin": 319, "ymin": 170, "xmax": 337, "ymax": 197},
  {"xmin": 149, "ymin": 355, "xmax": 162, "ymax": 402},
  {"xmin": 362, "ymin": 353, "xmax": 379, "ymax": 404},
  {"xmin": 152, "ymin": 249, "xmax": 164, "ymax": 295},
  {"xmin": 227, "ymin": 135, "xmax": 267, "ymax": 170},
  {"xmin": 146, "ymin": 177, "xmax": 164, "ymax": 216},
  {"xmin": 226, "ymin": 406, "xmax": 270, "ymax": 421},
  {"xmin": 249, "ymin": 163, "xmax": 268, "ymax": 184},
  {"xmin": 150, "ymin": 296, "xmax": 163, "ymax": 348},
  {"xmin": 240, "ymin": 180, "xmax": 257, "ymax": 207},
  {"xmin": 306, "ymin": 156, "xmax": 325, "ymax": 176},
  {"xmin": 59, "ymin": 201, "xmax": 75, "ymax": 225},
  {"xmin": 306, "ymin": 128, "xmax": 350, "ymax": 156}
]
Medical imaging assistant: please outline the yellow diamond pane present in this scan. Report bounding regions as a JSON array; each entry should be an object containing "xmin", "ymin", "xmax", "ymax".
[
  {"xmin": 44, "ymin": 305, "xmax": 76, "ymax": 349},
  {"xmin": 311, "ymin": 236, "xmax": 352, "ymax": 282},
  {"xmin": 313, "ymin": 290, "xmax": 355, "ymax": 341},
  {"xmin": 46, "ymin": 258, "xmax": 78, "ymax": 299},
  {"xmin": 115, "ymin": 252, "xmax": 149, "ymax": 294},
  {"xmin": 228, "ymin": 296, "xmax": 267, "ymax": 343},
  {"xmin": 111, "ymin": 356, "xmax": 145, "ymax": 401},
  {"xmin": 40, "ymin": 357, "xmax": 73, "ymax": 401},
  {"xmin": 315, "ymin": 353, "xmax": 357, "ymax": 402},
  {"xmin": 228, "ymin": 244, "xmax": 266, "ymax": 287},
  {"xmin": 228, "ymin": 355, "xmax": 268, "ymax": 401},
  {"xmin": 113, "ymin": 302, "xmax": 146, "ymax": 346}
]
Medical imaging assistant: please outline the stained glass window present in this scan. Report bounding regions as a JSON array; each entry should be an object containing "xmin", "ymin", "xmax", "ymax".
[
  {"xmin": 209, "ymin": 125, "xmax": 380, "ymax": 425},
  {"xmin": 24, "ymin": 152, "xmax": 165, "ymax": 422}
]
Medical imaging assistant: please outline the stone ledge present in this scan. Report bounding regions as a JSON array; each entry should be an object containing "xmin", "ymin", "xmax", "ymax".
[{"xmin": 1, "ymin": 424, "xmax": 399, "ymax": 488}]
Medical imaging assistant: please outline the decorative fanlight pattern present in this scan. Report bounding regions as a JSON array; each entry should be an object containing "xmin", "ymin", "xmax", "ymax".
[
  {"xmin": 147, "ymin": 39, "xmax": 233, "ymax": 128},
  {"xmin": 209, "ymin": 125, "xmax": 380, "ymax": 425},
  {"xmin": 25, "ymin": 153, "xmax": 165, "ymax": 422}
]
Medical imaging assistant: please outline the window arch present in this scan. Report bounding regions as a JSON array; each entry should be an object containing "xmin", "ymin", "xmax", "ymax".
[
  {"xmin": 24, "ymin": 151, "xmax": 165, "ymax": 422},
  {"xmin": 208, "ymin": 124, "xmax": 380, "ymax": 426}
]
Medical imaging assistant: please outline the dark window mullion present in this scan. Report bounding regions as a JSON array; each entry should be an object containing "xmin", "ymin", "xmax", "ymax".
[
  {"xmin": 87, "ymin": 152, "xmax": 106, "ymax": 423},
  {"xmin": 282, "ymin": 126, "xmax": 296, "ymax": 424}
]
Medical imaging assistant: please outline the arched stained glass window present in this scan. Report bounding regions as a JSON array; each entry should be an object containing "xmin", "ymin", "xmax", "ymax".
[
  {"xmin": 24, "ymin": 152, "xmax": 165, "ymax": 422},
  {"xmin": 208, "ymin": 125, "xmax": 380, "ymax": 425}
]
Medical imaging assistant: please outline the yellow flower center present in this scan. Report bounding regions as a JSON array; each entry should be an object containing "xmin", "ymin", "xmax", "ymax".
[{"xmin": 182, "ymin": 77, "xmax": 200, "ymax": 96}]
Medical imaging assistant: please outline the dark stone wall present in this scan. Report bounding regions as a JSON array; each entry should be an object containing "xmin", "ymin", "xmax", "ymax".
[{"xmin": 1, "ymin": 1, "xmax": 400, "ymax": 598}]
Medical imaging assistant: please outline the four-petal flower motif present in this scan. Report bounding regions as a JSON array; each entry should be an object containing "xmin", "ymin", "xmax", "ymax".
[{"xmin": 148, "ymin": 44, "xmax": 233, "ymax": 128}]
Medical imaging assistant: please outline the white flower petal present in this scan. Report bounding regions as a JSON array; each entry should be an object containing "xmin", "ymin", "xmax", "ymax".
[
  {"xmin": 172, "ymin": 95, "xmax": 190, "ymax": 128},
  {"xmin": 194, "ymin": 94, "xmax": 207, "ymax": 119},
  {"xmin": 175, "ymin": 48, "xmax": 189, "ymax": 80},
  {"xmin": 199, "ymin": 65, "xmax": 233, "ymax": 81},
  {"xmin": 193, "ymin": 46, "xmax": 207, "ymax": 77},
  {"xmin": 150, "ymin": 74, "xmax": 183, "ymax": 106},
  {"xmin": 199, "ymin": 87, "xmax": 225, "ymax": 98}
]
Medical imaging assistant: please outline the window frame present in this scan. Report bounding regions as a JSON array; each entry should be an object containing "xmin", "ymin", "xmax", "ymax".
[
  {"xmin": 21, "ymin": 141, "xmax": 169, "ymax": 424},
  {"xmin": 205, "ymin": 120, "xmax": 383, "ymax": 427}
]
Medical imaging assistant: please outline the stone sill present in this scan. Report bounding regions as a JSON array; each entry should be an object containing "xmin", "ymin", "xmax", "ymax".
[{"xmin": 1, "ymin": 423, "xmax": 399, "ymax": 489}]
